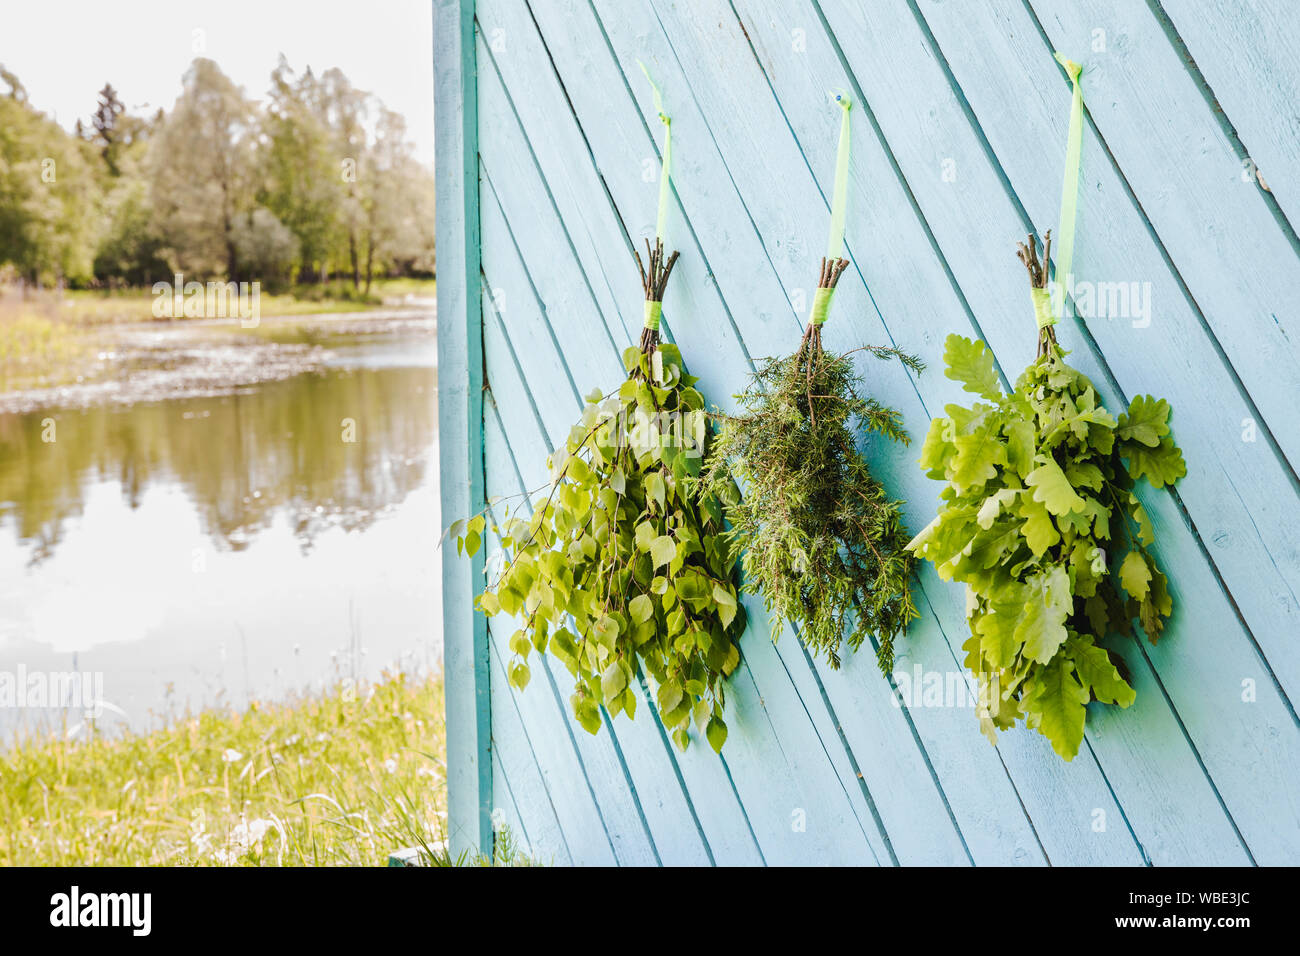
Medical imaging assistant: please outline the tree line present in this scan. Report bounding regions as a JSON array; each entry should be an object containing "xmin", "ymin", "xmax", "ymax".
[{"xmin": 0, "ymin": 57, "xmax": 435, "ymax": 292}]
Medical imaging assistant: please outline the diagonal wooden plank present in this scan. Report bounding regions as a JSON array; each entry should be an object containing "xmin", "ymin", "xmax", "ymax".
[
  {"xmin": 1160, "ymin": 0, "xmax": 1300, "ymax": 231},
  {"xmin": 488, "ymin": 648, "xmax": 574, "ymax": 865}
]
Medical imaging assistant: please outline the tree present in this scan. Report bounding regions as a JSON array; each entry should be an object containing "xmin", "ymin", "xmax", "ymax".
[
  {"xmin": 317, "ymin": 67, "xmax": 372, "ymax": 288},
  {"xmin": 355, "ymin": 108, "xmax": 436, "ymax": 291},
  {"xmin": 231, "ymin": 207, "xmax": 299, "ymax": 289},
  {"xmin": 258, "ymin": 58, "xmax": 342, "ymax": 283},
  {"xmin": 147, "ymin": 59, "xmax": 255, "ymax": 279},
  {"xmin": 0, "ymin": 65, "xmax": 26, "ymax": 102},
  {"xmin": 94, "ymin": 153, "xmax": 168, "ymax": 286},
  {"xmin": 0, "ymin": 69, "xmax": 99, "ymax": 284},
  {"xmin": 0, "ymin": 57, "xmax": 434, "ymax": 290},
  {"xmin": 92, "ymin": 83, "xmax": 125, "ymax": 175}
]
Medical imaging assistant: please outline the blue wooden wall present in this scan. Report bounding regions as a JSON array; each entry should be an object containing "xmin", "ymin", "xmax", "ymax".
[{"xmin": 436, "ymin": 0, "xmax": 1300, "ymax": 866}]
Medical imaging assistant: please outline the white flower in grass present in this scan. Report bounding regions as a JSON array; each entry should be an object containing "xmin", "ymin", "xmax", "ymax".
[
  {"xmin": 228, "ymin": 818, "xmax": 277, "ymax": 850},
  {"xmin": 383, "ymin": 757, "xmax": 398, "ymax": 774},
  {"xmin": 220, "ymin": 816, "xmax": 285, "ymax": 864},
  {"xmin": 222, "ymin": 748, "xmax": 243, "ymax": 764}
]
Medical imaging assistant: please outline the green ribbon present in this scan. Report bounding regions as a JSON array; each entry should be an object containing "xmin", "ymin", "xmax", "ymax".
[
  {"xmin": 639, "ymin": 61, "xmax": 672, "ymax": 245},
  {"xmin": 811, "ymin": 93, "xmax": 852, "ymax": 328},
  {"xmin": 811, "ymin": 287, "xmax": 835, "ymax": 325},
  {"xmin": 1030, "ymin": 286, "xmax": 1054, "ymax": 329},
  {"xmin": 1051, "ymin": 53, "xmax": 1083, "ymax": 321},
  {"xmin": 643, "ymin": 300, "xmax": 662, "ymax": 331},
  {"xmin": 825, "ymin": 92, "xmax": 852, "ymax": 261}
]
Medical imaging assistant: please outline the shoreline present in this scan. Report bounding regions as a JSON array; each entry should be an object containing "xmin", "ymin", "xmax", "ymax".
[
  {"xmin": 0, "ymin": 305, "xmax": 436, "ymax": 415},
  {"xmin": 0, "ymin": 280, "xmax": 437, "ymax": 403}
]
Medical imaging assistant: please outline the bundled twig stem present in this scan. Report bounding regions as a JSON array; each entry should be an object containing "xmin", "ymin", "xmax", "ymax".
[
  {"xmin": 634, "ymin": 237, "xmax": 680, "ymax": 354},
  {"xmin": 798, "ymin": 256, "xmax": 849, "ymax": 426},
  {"xmin": 1016, "ymin": 231, "xmax": 1058, "ymax": 359}
]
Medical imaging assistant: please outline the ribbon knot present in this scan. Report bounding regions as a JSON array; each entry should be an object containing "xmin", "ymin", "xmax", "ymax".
[{"xmin": 1053, "ymin": 53, "xmax": 1082, "ymax": 81}]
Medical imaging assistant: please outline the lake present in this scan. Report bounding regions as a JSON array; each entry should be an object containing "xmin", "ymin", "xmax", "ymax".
[{"xmin": 0, "ymin": 310, "xmax": 441, "ymax": 741}]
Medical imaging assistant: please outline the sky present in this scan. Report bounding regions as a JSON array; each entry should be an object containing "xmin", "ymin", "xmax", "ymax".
[{"xmin": 1, "ymin": 0, "xmax": 435, "ymax": 162}]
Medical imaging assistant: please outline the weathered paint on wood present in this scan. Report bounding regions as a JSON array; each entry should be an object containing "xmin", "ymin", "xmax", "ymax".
[
  {"xmin": 434, "ymin": 0, "xmax": 492, "ymax": 857},
  {"xmin": 437, "ymin": 0, "xmax": 1300, "ymax": 864}
]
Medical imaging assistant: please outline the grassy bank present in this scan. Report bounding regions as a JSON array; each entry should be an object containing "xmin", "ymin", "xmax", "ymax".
[
  {"xmin": 0, "ymin": 672, "xmax": 509, "ymax": 867},
  {"xmin": 0, "ymin": 312, "xmax": 93, "ymax": 392},
  {"xmin": 61, "ymin": 277, "xmax": 438, "ymax": 324}
]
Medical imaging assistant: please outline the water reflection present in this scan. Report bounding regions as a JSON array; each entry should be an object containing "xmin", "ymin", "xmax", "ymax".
[
  {"xmin": 0, "ymin": 327, "xmax": 440, "ymax": 738},
  {"xmin": 0, "ymin": 359, "xmax": 436, "ymax": 562}
]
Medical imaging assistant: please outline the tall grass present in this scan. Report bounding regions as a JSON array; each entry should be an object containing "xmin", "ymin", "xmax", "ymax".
[
  {"xmin": 0, "ymin": 672, "xmax": 516, "ymax": 866},
  {"xmin": 0, "ymin": 311, "xmax": 91, "ymax": 391}
]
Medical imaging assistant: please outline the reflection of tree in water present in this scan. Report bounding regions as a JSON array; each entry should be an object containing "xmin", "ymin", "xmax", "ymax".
[{"xmin": 0, "ymin": 364, "xmax": 437, "ymax": 561}]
